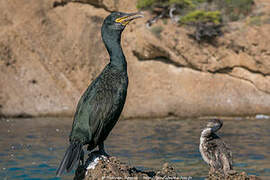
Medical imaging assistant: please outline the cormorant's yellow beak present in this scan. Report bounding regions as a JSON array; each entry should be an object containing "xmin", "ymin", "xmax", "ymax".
[{"xmin": 115, "ymin": 12, "xmax": 144, "ymax": 26}]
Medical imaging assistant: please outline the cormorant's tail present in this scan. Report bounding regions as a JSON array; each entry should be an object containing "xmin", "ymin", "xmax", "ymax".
[{"xmin": 56, "ymin": 142, "xmax": 83, "ymax": 177}]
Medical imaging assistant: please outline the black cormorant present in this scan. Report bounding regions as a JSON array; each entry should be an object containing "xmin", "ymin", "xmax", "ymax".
[
  {"xmin": 199, "ymin": 119, "xmax": 233, "ymax": 174},
  {"xmin": 56, "ymin": 12, "xmax": 143, "ymax": 177}
]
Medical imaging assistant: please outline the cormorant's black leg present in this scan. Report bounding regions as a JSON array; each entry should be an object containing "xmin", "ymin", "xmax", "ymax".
[
  {"xmin": 79, "ymin": 149, "xmax": 84, "ymax": 166},
  {"xmin": 98, "ymin": 142, "xmax": 109, "ymax": 157}
]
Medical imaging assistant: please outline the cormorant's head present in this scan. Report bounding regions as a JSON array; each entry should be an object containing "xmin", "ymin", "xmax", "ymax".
[
  {"xmin": 102, "ymin": 12, "xmax": 144, "ymax": 32},
  {"xmin": 206, "ymin": 119, "xmax": 223, "ymax": 133}
]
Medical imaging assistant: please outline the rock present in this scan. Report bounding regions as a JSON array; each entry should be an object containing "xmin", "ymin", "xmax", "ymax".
[
  {"xmin": 74, "ymin": 155, "xmax": 179, "ymax": 180},
  {"xmin": 1, "ymin": 0, "xmax": 270, "ymax": 118},
  {"xmin": 0, "ymin": 1, "xmax": 109, "ymax": 117},
  {"xmin": 52, "ymin": 0, "xmax": 137, "ymax": 12},
  {"xmin": 74, "ymin": 154, "xmax": 261, "ymax": 180},
  {"xmin": 155, "ymin": 162, "xmax": 179, "ymax": 178},
  {"xmin": 207, "ymin": 170, "xmax": 261, "ymax": 180}
]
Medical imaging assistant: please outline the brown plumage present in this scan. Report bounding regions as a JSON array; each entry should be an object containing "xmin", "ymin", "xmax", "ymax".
[{"xmin": 199, "ymin": 119, "xmax": 233, "ymax": 174}]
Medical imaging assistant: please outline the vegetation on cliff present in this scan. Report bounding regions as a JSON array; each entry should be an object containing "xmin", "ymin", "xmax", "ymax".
[
  {"xmin": 137, "ymin": 0, "xmax": 254, "ymax": 41},
  {"xmin": 179, "ymin": 10, "xmax": 221, "ymax": 24},
  {"xmin": 137, "ymin": 0, "xmax": 254, "ymax": 21}
]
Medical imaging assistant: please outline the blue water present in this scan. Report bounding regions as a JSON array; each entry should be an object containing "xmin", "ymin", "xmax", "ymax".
[{"xmin": 0, "ymin": 117, "xmax": 269, "ymax": 180}]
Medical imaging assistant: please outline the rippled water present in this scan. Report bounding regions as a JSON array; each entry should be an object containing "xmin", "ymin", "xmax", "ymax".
[{"xmin": 0, "ymin": 117, "xmax": 269, "ymax": 180}]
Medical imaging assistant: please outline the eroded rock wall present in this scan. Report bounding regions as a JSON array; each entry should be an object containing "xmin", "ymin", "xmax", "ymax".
[{"xmin": 0, "ymin": 0, "xmax": 270, "ymax": 118}]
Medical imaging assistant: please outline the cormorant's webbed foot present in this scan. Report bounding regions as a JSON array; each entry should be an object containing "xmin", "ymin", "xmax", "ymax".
[{"xmin": 98, "ymin": 142, "xmax": 110, "ymax": 157}]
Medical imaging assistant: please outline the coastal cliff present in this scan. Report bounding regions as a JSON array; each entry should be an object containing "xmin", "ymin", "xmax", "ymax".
[{"xmin": 1, "ymin": 0, "xmax": 270, "ymax": 118}]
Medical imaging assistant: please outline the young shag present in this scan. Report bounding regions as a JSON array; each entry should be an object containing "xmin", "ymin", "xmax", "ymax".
[
  {"xmin": 56, "ymin": 12, "xmax": 143, "ymax": 177},
  {"xmin": 199, "ymin": 119, "xmax": 233, "ymax": 175}
]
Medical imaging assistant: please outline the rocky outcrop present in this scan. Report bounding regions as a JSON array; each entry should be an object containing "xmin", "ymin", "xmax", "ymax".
[
  {"xmin": 0, "ymin": 0, "xmax": 270, "ymax": 118},
  {"xmin": 52, "ymin": 0, "xmax": 132, "ymax": 12},
  {"xmin": 73, "ymin": 155, "xmax": 260, "ymax": 180},
  {"xmin": 74, "ymin": 155, "xmax": 179, "ymax": 180},
  {"xmin": 207, "ymin": 170, "xmax": 261, "ymax": 180}
]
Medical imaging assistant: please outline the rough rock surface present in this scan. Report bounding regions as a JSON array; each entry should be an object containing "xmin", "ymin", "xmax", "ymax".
[
  {"xmin": 73, "ymin": 155, "xmax": 260, "ymax": 180},
  {"xmin": 207, "ymin": 170, "xmax": 261, "ymax": 180},
  {"xmin": 0, "ymin": 0, "xmax": 270, "ymax": 118},
  {"xmin": 74, "ymin": 156, "xmax": 179, "ymax": 180}
]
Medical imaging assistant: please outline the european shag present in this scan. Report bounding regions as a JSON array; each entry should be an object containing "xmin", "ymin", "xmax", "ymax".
[
  {"xmin": 199, "ymin": 119, "xmax": 233, "ymax": 174},
  {"xmin": 56, "ymin": 12, "xmax": 143, "ymax": 177}
]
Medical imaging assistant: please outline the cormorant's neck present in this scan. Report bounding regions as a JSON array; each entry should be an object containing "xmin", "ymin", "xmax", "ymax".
[
  {"xmin": 101, "ymin": 26, "xmax": 127, "ymax": 70},
  {"xmin": 201, "ymin": 128, "xmax": 212, "ymax": 138}
]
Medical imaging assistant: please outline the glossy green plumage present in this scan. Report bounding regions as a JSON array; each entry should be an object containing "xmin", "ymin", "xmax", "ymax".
[
  {"xmin": 56, "ymin": 12, "xmax": 135, "ymax": 176},
  {"xmin": 69, "ymin": 63, "xmax": 128, "ymax": 149},
  {"xmin": 69, "ymin": 12, "xmax": 129, "ymax": 149}
]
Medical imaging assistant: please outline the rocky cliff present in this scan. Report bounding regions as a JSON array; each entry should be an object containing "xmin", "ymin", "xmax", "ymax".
[{"xmin": 0, "ymin": 0, "xmax": 270, "ymax": 118}]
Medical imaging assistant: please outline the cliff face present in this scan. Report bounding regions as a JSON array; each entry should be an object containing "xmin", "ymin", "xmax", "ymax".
[{"xmin": 0, "ymin": 0, "xmax": 270, "ymax": 118}]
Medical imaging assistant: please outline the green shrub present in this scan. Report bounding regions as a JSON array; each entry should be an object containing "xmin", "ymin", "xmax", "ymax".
[
  {"xmin": 168, "ymin": 0, "xmax": 194, "ymax": 7},
  {"xmin": 168, "ymin": 0, "xmax": 206, "ymax": 6},
  {"xmin": 150, "ymin": 26, "xmax": 164, "ymax": 38},
  {"xmin": 224, "ymin": 0, "xmax": 254, "ymax": 21},
  {"xmin": 225, "ymin": 0, "xmax": 254, "ymax": 13},
  {"xmin": 136, "ymin": 0, "xmax": 156, "ymax": 9},
  {"xmin": 179, "ymin": 10, "xmax": 222, "ymax": 24},
  {"xmin": 136, "ymin": 0, "xmax": 254, "ymax": 43},
  {"xmin": 136, "ymin": 0, "xmax": 206, "ymax": 9},
  {"xmin": 249, "ymin": 16, "xmax": 262, "ymax": 26},
  {"xmin": 136, "ymin": 0, "xmax": 254, "ymax": 22}
]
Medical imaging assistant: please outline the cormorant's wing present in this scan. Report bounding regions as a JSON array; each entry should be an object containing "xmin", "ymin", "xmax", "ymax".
[
  {"xmin": 212, "ymin": 137, "xmax": 233, "ymax": 172},
  {"xmin": 70, "ymin": 65, "xmax": 126, "ymax": 146},
  {"xmin": 69, "ymin": 78, "xmax": 99, "ymax": 143},
  {"xmin": 206, "ymin": 140, "xmax": 223, "ymax": 170},
  {"xmin": 220, "ymin": 141, "xmax": 233, "ymax": 171},
  {"xmin": 70, "ymin": 82, "xmax": 113, "ymax": 143}
]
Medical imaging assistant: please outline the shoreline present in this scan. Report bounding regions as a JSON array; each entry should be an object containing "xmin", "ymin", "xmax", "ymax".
[{"xmin": 1, "ymin": 114, "xmax": 270, "ymax": 121}]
